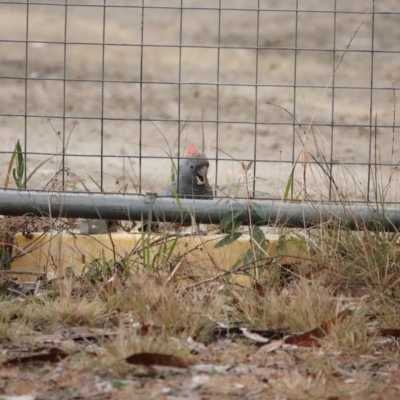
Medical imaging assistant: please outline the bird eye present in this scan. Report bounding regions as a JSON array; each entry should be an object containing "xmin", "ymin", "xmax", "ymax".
[{"xmin": 190, "ymin": 166, "xmax": 193, "ymax": 169}]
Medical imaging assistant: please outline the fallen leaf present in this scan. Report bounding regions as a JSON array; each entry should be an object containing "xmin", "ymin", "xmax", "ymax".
[
  {"xmin": 378, "ymin": 329, "xmax": 400, "ymax": 338},
  {"xmin": 125, "ymin": 352, "xmax": 188, "ymax": 369},
  {"xmin": 2, "ymin": 348, "xmax": 68, "ymax": 366},
  {"xmin": 285, "ymin": 309, "xmax": 351, "ymax": 347},
  {"xmin": 258, "ymin": 340, "xmax": 284, "ymax": 353},
  {"xmin": 240, "ymin": 328, "xmax": 270, "ymax": 343}
]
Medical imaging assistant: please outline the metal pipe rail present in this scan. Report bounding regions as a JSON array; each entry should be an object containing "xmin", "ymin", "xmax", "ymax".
[{"xmin": 0, "ymin": 191, "xmax": 399, "ymax": 232}]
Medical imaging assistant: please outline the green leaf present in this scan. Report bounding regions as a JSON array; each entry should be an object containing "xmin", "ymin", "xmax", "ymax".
[
  {"xmin": 250, "ymin": 202, "xmax": 267, "ymax": 220},
  {"xmin": 230, "ymin": 219, "xmax": 243, "ymax": 232},
  {"xmin": 214, "ymin": 232, "xmax": 242, "ymax": 249},
  {"xmin": 15, "ymin": 140, "xmax": 24, "ymax": 176},
  {"xmin": 251, "ymin": 225, "xmax": 266, "ymax": 248},
  {"xmin": 15, "ymin": 139, "xmax": 22, "ymax": 159},
  {"xmin": 222, "ymin": 218, "xmax": 243, "ymax": 234},
  {"xmin": 220, "ymin": 210, "xmax": 242, "ymax": 231},
  {"xmin": 11, "ymin": 139, "xmax": 25, "ymax": 189}
]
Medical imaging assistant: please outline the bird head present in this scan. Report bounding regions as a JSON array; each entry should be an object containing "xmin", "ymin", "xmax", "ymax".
[{"xmin": 180, "ymin": 144, "xmax": 210, "ymax": 187}]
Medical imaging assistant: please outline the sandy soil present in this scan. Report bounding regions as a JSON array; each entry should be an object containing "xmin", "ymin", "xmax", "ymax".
[{"xmin": 1, "ymin": 0, "xmax": 400, "ymax": 202}]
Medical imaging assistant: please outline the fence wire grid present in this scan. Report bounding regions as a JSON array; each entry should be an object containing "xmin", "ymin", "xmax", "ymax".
[{"xmin": 1, "ymin": 0, "xmax": 400, "ymax": 204}]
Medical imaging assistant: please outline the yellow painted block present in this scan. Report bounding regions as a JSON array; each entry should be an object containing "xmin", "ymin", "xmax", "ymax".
[{"xmin": 9, "ymin": 231, "xmax": 307, "ymax": 285}]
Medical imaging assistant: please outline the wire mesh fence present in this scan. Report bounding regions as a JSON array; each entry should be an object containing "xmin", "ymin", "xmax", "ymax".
[{"xmin": 1, "ymin": 0, "xmax": 400, "ymax": 204}]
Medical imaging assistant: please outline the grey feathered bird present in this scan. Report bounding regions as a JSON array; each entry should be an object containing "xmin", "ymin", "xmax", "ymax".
[
  {"xmin": 161, "ymin": 144, "xmax": 213, "ymax": 199},
  {"xmin": 154, "ymin": 144, "xmax": 213, "ymax": 234}
]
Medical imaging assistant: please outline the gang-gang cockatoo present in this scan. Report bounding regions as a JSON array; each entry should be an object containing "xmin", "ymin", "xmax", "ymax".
[
  {"xmin": 161, "ymin": 144, "xmax": 213, "ymax": 199},
  {"xmin": 157, "ymin": 144, "xmax": 213, "ymax": 234}
]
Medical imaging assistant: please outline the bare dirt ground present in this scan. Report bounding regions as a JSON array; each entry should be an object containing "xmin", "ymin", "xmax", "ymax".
[{"xmin": 1, "ymin": 0, "xmax": 400, "ymax": 201}]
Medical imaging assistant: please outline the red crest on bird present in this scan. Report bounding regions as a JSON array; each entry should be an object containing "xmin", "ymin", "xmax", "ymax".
[{"xmin": 185, "ymin": 144, "xmax": 200, "ymax": 157}]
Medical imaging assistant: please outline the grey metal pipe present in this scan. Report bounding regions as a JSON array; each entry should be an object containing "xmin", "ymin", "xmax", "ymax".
[{"xmin": 0, "ymin": 190, "xmax": 399, "ymax": 231}]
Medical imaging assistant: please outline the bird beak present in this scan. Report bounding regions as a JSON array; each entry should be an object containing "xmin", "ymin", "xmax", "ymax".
[{"xmin": 196, "ymin": 166, "xmax": 208, "ymax": 186}]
